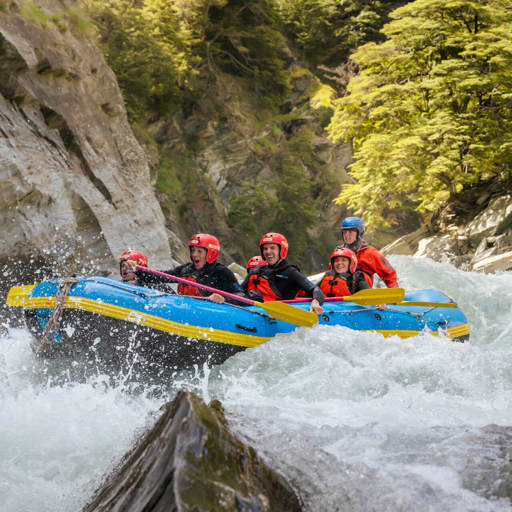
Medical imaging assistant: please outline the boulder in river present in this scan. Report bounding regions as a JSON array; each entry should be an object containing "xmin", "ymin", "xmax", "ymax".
[{"xmin": 82, "ymin": 389, "xmax": 303, "ymax": 512}]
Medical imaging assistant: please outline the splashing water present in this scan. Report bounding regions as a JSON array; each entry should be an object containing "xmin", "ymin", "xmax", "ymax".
[{"xmin": 1, "ymin": 256, "xmax": 511, "ymax": 511}]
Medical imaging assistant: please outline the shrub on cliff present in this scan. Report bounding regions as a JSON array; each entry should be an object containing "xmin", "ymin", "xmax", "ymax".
[
  {"xmin": 85, "ymin": 0, "xmax": 289, "ymax": 118},
  {"xmin": 329, "ymin": 0, "xmax": 512, "ymax": 229},
  {"xmin": 85, "ymin": 0, "xmax": 199, "ymax": 119},
  {"xmin": 276, "ymin": 0, "xmax": 403, "ymax": 80}
]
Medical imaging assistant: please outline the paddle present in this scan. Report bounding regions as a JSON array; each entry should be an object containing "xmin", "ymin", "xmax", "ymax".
[
  {"xmin": 136, "ymin": 266, "xmax": 318, "ymax": 327},
  {"xmin": 284, "ymin": 287, "xmax": 405, "ymax": 306}
]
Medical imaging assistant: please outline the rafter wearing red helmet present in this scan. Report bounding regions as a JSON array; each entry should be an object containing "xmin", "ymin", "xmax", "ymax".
[
  {"xmin": 241, "ymin": 255, "xmax": 267, "ymax": 298},
  {"xmin": 119, "ymin": 250, "xmax": 148, "ymax": 284},
  {"xmin": 135, "ymin": 234, "xmax": 244, "ymax": 304},
  {"xmin": 245, "ymin": 232, "xmax": 324, "ymax": 315},
  {"xmin": 319, "ymin": 248, "xmax": 369, "ymax": 298}
]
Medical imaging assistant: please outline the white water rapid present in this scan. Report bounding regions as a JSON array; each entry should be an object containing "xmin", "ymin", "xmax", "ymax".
[{"xmin": 1, "ymin": 255, "xmax": 511, "ymax": 511}]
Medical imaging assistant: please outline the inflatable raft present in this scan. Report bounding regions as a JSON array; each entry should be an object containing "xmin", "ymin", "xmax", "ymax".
[{"xmin": 7, "ymin": 277, "xmax": 470, "ymax": 370}]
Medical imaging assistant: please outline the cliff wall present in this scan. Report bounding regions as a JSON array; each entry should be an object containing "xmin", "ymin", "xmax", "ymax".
[{"xmin": 0, "ymin": 1, "xmax": 172, "ymax": 270}]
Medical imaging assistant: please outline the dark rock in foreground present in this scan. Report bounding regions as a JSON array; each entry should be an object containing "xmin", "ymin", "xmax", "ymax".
[{"xmin": 82, "ymin": 389, "xmax": 303, "ymax": 512}]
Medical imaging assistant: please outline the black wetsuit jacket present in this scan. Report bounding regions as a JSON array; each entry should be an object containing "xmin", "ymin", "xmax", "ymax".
[
  {"xmin": 246, "ymin": 259, "xmax": 324, "ymax": 303},
  {"xmin": 136, "ymin": 262, "xmax": 246, "ymax": 303}
]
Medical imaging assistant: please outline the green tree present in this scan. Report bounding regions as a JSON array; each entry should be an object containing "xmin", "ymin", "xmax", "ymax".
[
  {"xmin": 86, "ymin": 0, "xmax": 290, "ymax": 115},
  {"xmin": 85, "ymin": 0, "xmax": 199, "ymax": 119},
  {"xmin": 202, "ymin": 0, "xmax": 290, "ymax": 103},
  {"xmin": 276, "ymin": 0, "xmax": 400, "ymax": 69},
  {"xmin": 227, "ymin": 127, "xmax": 319, "ymax": 268},
  {"xmin": 228, "ymin": 185, "xmax": 279, "ymax": 260},
  {"xmin": 328, "ymin": 0, "xmax": 512, "ymax": 229}
]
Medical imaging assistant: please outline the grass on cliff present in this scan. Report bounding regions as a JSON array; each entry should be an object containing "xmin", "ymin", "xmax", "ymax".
[{"xmin": 19, "ymin": 2, "xmax": 94, "ymax": 35}]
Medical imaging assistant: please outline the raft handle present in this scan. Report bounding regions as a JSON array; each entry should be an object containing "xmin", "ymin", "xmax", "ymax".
[{"xmin": 235, "ymin": 324, "xmax": 257, "ymax": 333}]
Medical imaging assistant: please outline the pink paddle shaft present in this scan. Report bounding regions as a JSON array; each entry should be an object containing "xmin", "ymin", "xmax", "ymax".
[
  {"xmin": 137, "ymin": 266, "xmax": 254, "ymax": 306},
  {"xmin": 284, "ymin": 297, "xmax": 343, "ymax": 303}
]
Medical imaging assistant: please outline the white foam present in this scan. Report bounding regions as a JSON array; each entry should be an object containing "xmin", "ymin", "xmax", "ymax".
[{"xmin": 2, "ymin": 256, "xmax": 512, "ymax": 511}]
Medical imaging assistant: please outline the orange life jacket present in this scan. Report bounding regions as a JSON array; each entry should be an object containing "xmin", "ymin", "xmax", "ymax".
[
  {"xmin": 319, "ymin": 271, "xmax": 351, "ymax": 297},
  {"xmin": 246, "ymin": 273, "xmax": 281, "ymax": 301},
  {"xmin": 177, "ymin": 276, "xmax": 203, "ymax": 297}
]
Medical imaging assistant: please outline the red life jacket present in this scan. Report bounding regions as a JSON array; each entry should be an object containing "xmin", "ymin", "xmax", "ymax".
[
  {"xmin": 355, "ymin": 243, "xmax": 398, "ymax": 288},
  {"xmin": 361, "ymin": 271, "xmax": 373, "ymax": 288},
  {"xmin": 177, "ymin": 276, "xmax": 203, "ymax": 296},
  {"xmin": 319, "ymin": 271, "xmax": 351, "ymax": 297},
  {"xmin": 246, "ymin": 273, "xmax": 281, "ymax": 301}
]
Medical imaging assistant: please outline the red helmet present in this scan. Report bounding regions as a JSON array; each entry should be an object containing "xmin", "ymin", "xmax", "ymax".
[
  {"xmin": 119, "ymin": 250, "xmax": 148, "ymax": 267},
  {"xmin": 259, "ymin": 232, "xmax": 288, "ymax": 260},
  {"xmin": 246, "ymin": 255, "xmax": 267, "ymax": 270},
  {"xmin": 330, "ymin": 247, "xmax": 357, "ymax": 273},
  {"xmin": 188, "ymin": 233, "xmax": 220, "ymax": 264}
]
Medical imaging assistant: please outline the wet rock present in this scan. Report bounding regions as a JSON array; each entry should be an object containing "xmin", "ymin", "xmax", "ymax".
[
  {"xmin": 414, "ymin": 234, "xmax": 458, "ymax": 260},
  {"xmin": 384, "ymin": 231, "xmax": 473, "ymax": 268},
  {"xmin": 82, "ymin": 390, "xmax": 303, "ymax": 512},
  {"xmin": 461, "ymin": 425, "xmax": 512, "ymax": 500},
  {"xmin": 381, "ymin": 226, "xmax": 429, "ymax": 257},
  {"xmin": 466, "ymin": 195, "xmax": 512, "ymax": 246},
  {"xmin": 383, "ymin": 194, "xmax": 512, "ymax": 273},
  {"xmin": 471, "ymin": 251, "xmax": 512, "ymax": 273},
  {"xmin": 228, "ymin": 262, "xmax": 247, "ymax": 280}
]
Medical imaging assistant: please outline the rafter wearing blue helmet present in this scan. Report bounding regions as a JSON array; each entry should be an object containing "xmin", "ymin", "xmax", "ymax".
[
  {"xmin": 340, "ymin": 216, "xmax": 399, "ymax": 288},
  {"xmin": 341, "ymin": 217, "xmax": 365, "ymax": 241}
]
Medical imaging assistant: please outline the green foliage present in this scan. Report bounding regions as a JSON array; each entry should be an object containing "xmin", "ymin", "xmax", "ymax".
[
  {"xmin": 64, "ymin": 8, "xmax": 96, "ymax": 36},
  {"xmin": 85, "ymin": 0, "xmax": 200, "ymax": 119},
  {"xmin": 328, "ymin": 0, "xmax": 512, "ymax": 229},
  {"xmin": 200, "ymin": 0, "xmax": 290, "ymax": 106},
  {"xmin": 276, "ymin": 0, "xmax": 398, "ymax": 69},
  {"xmin": 228, "ymin": 185, "xmax": 279, "ymax": 257},
  {"xmin": 19, "ymin": 2, "xmax": 94, "ymax": 34},
  {"xmin": 156, "ymin": 150, "xmax": 212, "ymax": 220},
  {"xmin": 155, "ymin": 152, "xmax": 185, "ymax": 203},
  {"xmin": 274, "ymin": 165, "xmax": 316, "ymax": 262},
  {"xmin": 85, "ymin": 0, "xmax": 291, "ymax": 118},
  {"xmin": 20, "ymin": 2, "xmax": 52, "ymax": 27},
  {"xmin": 228, "ymin": 126, "xmax": 319, "ymax": 268},
  {"xmin": 50, "ymin": 13, "xmax": 68, "ymax": 33}
]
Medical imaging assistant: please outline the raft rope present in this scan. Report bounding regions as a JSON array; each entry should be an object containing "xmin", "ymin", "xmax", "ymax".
[
  {"xmin": 83, "ymin": 278, "xmax": 172, "ymax": 298},
  {"xmin": 38, "ymin": 277, "xmax": 80, "ymax": 351},
  {"xmin": 384, "ymin": 306, "xmax": 434, "ymax": 318},
  {"xmin": 327, "ymin": 306, "xmax": 429, "ymax": 318}
]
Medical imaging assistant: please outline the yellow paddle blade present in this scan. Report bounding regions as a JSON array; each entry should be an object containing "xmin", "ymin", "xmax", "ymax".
[
  {"xmin": 345, "ymin": 287, "xmax": 405, "ymax": 305},
  {"xmin": 6, "ymin": 285, "xmax": 36, "ymax": 306},
  {"xmin": 256, "ymin": 301, "xmax": 318, "ymax": 327},
  {"xmin": 396, "ymin": 301, "xmax": 458, "ymax": 308}
]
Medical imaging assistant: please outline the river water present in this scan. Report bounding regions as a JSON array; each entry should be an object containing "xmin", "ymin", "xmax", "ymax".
[{"xmin": 1, "ymin": 255, "xmax": 511, "ymax": 511}]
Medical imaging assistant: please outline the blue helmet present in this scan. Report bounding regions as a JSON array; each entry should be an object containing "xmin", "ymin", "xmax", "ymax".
[{"xmin": 341, "ymin": 216, "xmax": 365, "ymax": 240}]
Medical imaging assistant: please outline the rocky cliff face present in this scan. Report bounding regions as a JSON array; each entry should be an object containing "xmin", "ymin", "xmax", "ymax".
[{"xmin": 0, "ymin": 0, "xmax": 172, "ymax": 270}]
